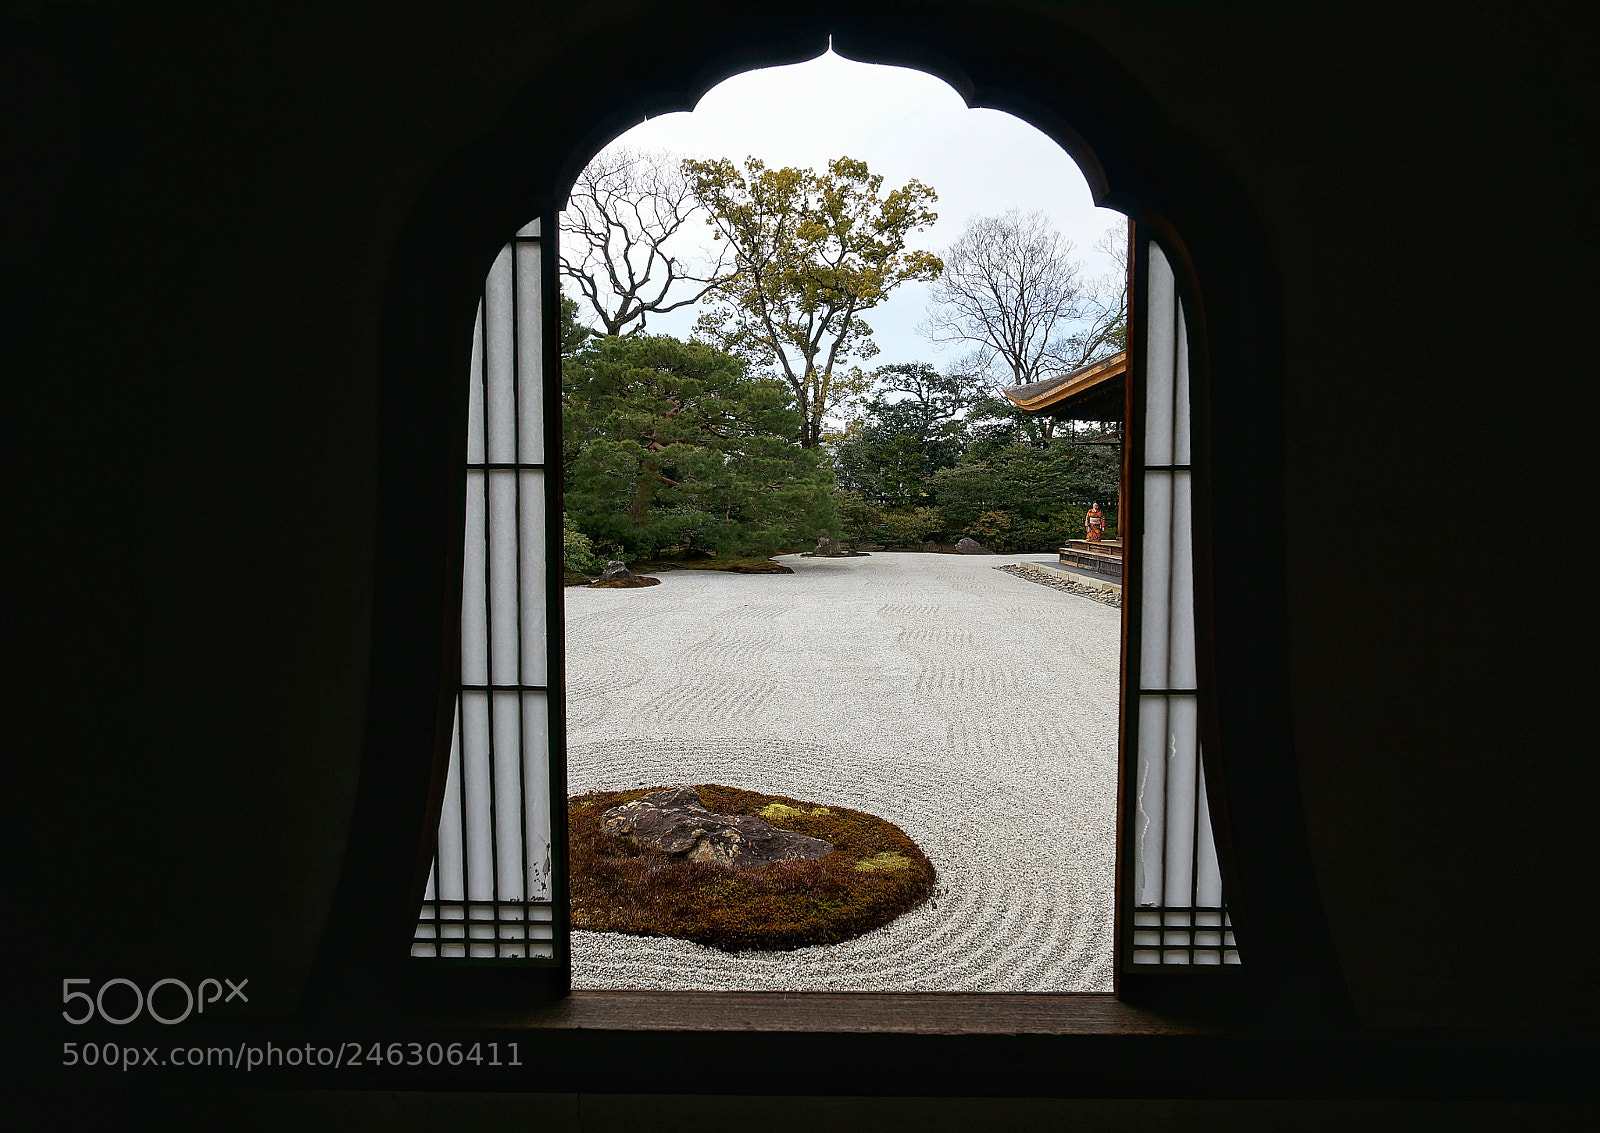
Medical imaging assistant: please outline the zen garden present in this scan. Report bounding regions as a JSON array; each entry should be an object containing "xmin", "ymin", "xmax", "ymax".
[{"xmin": 560, "ymin": 52, "xmax": 1129, "ymax": 993}]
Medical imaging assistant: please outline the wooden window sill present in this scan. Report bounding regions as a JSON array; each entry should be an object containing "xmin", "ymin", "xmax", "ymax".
[{"xmin": 438, "ymin": 991, "xmax": 1217, "ymax": 1035}]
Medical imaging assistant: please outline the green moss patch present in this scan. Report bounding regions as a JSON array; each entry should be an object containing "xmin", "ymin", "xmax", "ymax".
[
  {"xmin": 568, "ymin": 784, "xmax": 935, "ymax": 952},
  {"xmin": 759, "ymin": 802, "xmax": 830, "ymax": 821},
  {"xmin": 853, "ymin": 851, "xmax": 911, "ymax": 872}
]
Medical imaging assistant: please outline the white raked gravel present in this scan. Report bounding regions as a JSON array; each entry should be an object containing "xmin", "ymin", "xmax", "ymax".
[{"xmin": 565, "ymin": 551, "xmax": 1118, "ymax": 992}]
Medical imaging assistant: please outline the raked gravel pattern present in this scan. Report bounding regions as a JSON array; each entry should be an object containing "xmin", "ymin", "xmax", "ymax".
[{"xmin": 565, "ymin": 551, "xmax": 1118, "ymax": 993}]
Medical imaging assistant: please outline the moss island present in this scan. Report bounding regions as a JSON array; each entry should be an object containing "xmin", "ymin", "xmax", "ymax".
[{"xmin": 568, "ymin": 784, "xmax": 936, "ymax": 952}]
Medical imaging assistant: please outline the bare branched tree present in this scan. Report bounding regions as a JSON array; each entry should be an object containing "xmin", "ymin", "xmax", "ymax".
[
  {"xmin": 924, "ymin": 210, "xmax": 1128, "ymax": 386},
  {"xmin": 559, "ymin": 147, "xmax": 732, "ymax": 336},
  {"xmin": 1050, "ymin": 221, "xmax": 1129, "ymax": 372},
  {"xmin": 924, "ymin": 209, "xmax": 1087, "ymax": 386}
]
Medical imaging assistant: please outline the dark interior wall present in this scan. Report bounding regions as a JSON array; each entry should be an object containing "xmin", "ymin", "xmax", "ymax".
[
  {"xmin": 1061, "ymin": 2, "xmax": 1597, "ymax": 1028},
  {"xmin": 9, "ymin": 0, "xmax": 1593, "ymax": 1048},
  {"xmin": 10, "ymin": 0, "xmax": 580, "ymax": 1014}
]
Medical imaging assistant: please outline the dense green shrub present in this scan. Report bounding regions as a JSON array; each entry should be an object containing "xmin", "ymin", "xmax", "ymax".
[
  {"xmin": 832, "ymin": 489, "xmax": 886, "ymax": 546},
  {"xmin": 931, "ymin": 444, "xmax": 1085, "ymax": 549},
  {"xmin": 830, "ymin": 358, "xmax": 1121, "ymax": 551},
  {"xmin": 964, "ymin": 509, "xmax": 1013, "ymax": 547},
  {"xmin": 563, "ymin": 513, "xmax": 602, "ymax": 574},
  {"xmin": 1010, "ymin": 508, "xmax": 1071, "ymax": 553},
  {"xmin": 564, "ymin": 335, "xmax": 836, "ymax": 559},
  {"xmin": 878, "ymin": 507, "xmax": 943, "ymax": 546}
]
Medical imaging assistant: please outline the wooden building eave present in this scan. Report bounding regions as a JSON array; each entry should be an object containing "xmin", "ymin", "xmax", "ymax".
[{"xmin": 1002, "ymin": 351, "xmax": 1127, "ymax": 421}]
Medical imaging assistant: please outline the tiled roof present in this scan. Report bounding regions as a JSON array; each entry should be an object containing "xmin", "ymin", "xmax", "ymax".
[{"xmin": 1002, "ymin": 351, "xmax": 1127, "ymax": 413}]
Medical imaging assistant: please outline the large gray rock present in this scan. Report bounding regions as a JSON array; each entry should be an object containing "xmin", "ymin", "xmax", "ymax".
[
  {"xmin": 601, "ymin": 786, "xmax": 833, "ymax": 868},
  {"xmin": 814, "ymin": 536, "xmax": 843, "ymax": 556},
  {"xmin": 922, "ymin": 540, "xmax": 941, "ymax": 553},
  {"xmin": 590, "ymin": 560, "xmax": 661, "ymax": 588},
  {"xmin": 956, "ymin": 537, "xmax": 994, "ymax": 555}
]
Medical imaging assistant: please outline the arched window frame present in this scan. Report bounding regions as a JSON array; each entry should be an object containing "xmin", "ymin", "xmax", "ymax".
[{"xmin": 319, "ymin": 10, "xmax": 1343, "ymax": 1027}]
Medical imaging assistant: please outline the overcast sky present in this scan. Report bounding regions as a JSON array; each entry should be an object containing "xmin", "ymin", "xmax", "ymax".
[{"xmin": 564, "ymin": 48, "xmax": 1126, "ymax": 371}]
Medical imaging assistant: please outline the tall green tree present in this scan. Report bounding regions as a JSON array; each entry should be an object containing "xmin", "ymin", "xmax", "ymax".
[
  {"xmin": 683, "ymin": 156, "xmax": 942, "ymax": 448},
  {"xmin": 833, "ymin": 362, "xmax": 981, "ymax": 508},
  {"xmin": 563, "ymin": 334, "xmax": 834, "ymax": 559},
  {"xmin": 857, "ymin": 361, "xmax": 983, "ymax": 441}
]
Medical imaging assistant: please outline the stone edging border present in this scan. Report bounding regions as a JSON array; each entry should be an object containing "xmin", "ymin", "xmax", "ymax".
[{"xmin": 994, "ymin": 563, "xmax": 1122, "ymax": 608}]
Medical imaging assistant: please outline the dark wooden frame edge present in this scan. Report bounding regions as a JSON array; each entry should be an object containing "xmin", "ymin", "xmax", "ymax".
[{"xmin": 311, "ymin": 0, "xmax": 1348, "ymax": 1033}]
